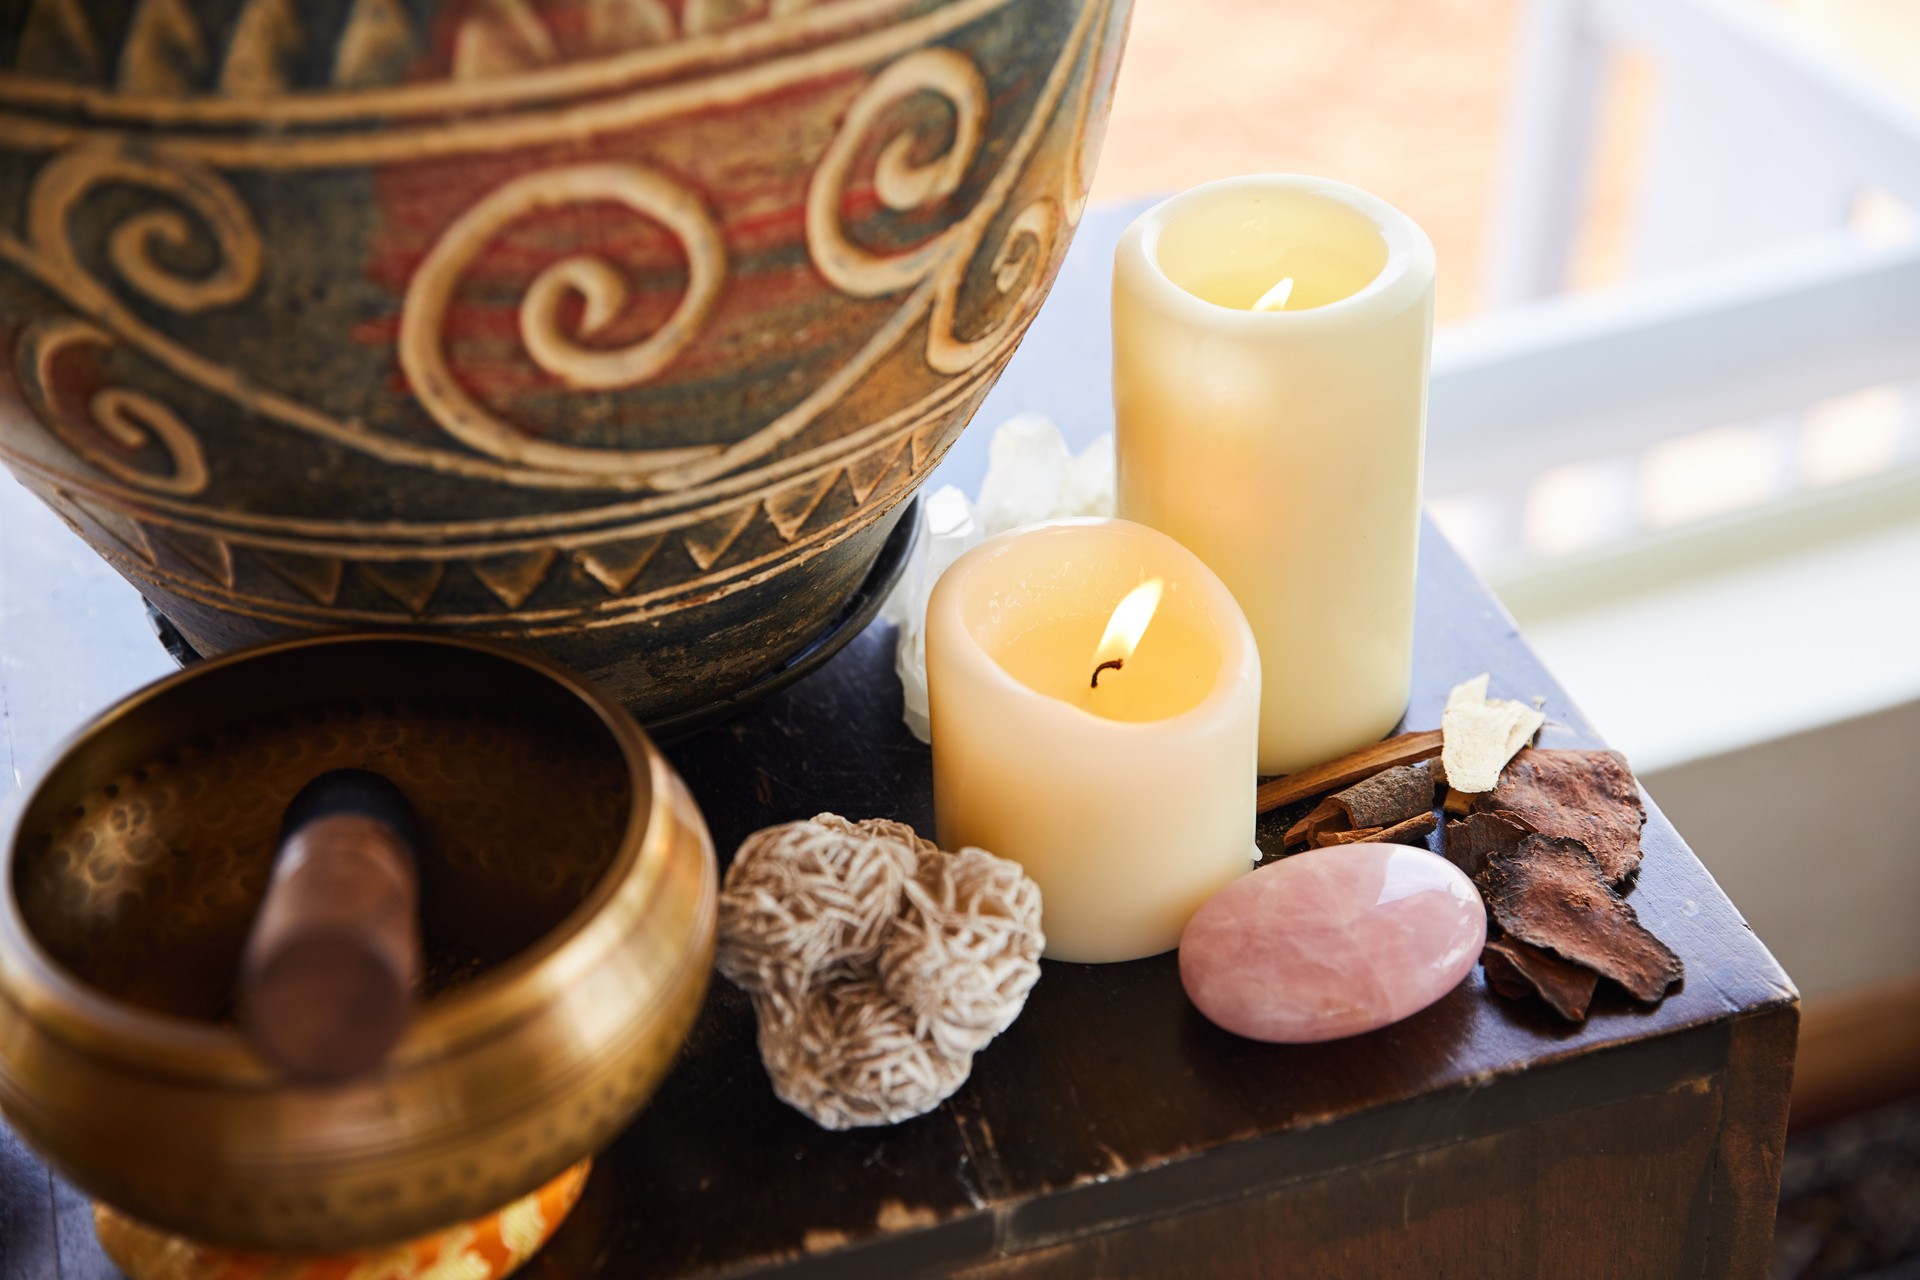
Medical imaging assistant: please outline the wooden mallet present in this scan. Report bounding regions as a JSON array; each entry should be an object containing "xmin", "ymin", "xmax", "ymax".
[{"xmin": 239, "ymin": 770, "xmax": 425, "ymax": 1084}]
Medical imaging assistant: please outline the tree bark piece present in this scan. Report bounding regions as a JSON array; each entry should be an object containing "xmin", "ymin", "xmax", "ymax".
[
  {"xmin": 1255, "ymin": 730, "xmax": 1443, "ymax": 814},
  {"xmin": 1285, "ymin": 762, "xmax": 1438, "ymax": 848},
  {"xmin": 1331, "ymin": 761, "xmax": 1435, "ymax": 830},
  {"xmin": 1443, "ymin": 810, "xmax": 1533, "ymax": 879},
  {"xmin": 1481, "ymin": 936, "xmax": 1600, "ymax": 1022},
  {"xmin": 1473, "ymin": 749, "xmax": 1647, "ymax": 886},
  {"xmin": 1479, "ymin": 835, "xmax": 1683, "ymax": 1003}
]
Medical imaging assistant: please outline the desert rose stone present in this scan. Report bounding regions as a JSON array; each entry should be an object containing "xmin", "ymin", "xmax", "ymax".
[{"xmin": 1179, "ymin": 843, "xmax": 1486, "ymax": 1042}]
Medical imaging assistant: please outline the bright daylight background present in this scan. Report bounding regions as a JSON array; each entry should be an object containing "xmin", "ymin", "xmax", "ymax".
[{"xmin": 1084, "ymin": 0, "xmax": 1920, "ymax": 1031}]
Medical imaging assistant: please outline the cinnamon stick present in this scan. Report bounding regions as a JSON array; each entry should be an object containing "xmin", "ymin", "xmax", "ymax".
[
  {"xmin": 1284, "ymin": 797, "xmax": 1348, "ymax": 848},
  {"xmin": 1375, "ymin": 810, "xmax": 1439, "ymax": 847},
  {"xmin": 1310, "ymin": 824, "xmax": 1384, "ymax": 848},
  {"xmin": 1310, "ymin": 811, "xmax": 1437, "ymax": 849},
  {"xmin": 1255, "ymin": 729, "xmax": 1443, "ymax": 815}
]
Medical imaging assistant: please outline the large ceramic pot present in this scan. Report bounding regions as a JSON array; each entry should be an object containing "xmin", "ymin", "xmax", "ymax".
[{"xmin": 0, "ymin": 0, "xmax": 1129, "ymax": 721}]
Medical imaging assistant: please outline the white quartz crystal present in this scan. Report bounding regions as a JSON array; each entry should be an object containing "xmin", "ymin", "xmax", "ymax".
[
  {"xmin": 884, "ymin": 486, "xmax": 979, "ymax": 743},
  {"xmin": 885, "ymin": 416, "xmax": 1115, "ymax": 743}
]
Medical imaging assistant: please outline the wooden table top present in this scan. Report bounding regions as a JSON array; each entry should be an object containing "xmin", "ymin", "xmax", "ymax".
[{"xmin": 0, "ymin": 205, "xmax": 1797, "ymax": 1280}]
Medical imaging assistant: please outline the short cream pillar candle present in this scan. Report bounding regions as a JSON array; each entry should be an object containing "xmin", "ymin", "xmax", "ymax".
[
  {"xmin": 1113, "ymin": 175, "xmax": 1436, "ymax": 775},
  {"xmin": 927, "ymin": 519, "xmax": 1260, "ymax": 964}
]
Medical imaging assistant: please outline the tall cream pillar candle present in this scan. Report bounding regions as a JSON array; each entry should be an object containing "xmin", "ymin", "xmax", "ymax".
[
  {"xmin": 1113, "ymin": 175, "xmax": 1435, "ymax": 776},
  {"xmin": 928, "ymin": 519, "xmax": 1260, "ymax": 963}
]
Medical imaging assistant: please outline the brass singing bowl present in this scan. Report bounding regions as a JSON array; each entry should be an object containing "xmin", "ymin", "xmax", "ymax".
[{"xmin": 0, "ymin": 635, "xmax": 716, "ymax": 1252}]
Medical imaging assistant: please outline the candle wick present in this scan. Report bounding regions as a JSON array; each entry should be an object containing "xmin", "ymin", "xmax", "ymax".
[{"xmin": 1091, "ymin": 658, "xmax": 1124, "ymax": 689}]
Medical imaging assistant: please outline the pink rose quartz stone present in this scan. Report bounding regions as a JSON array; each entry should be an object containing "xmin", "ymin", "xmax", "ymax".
[{"xmin": 1179, "ymin": 843, "xmax": 1486, "ymax": 1043}]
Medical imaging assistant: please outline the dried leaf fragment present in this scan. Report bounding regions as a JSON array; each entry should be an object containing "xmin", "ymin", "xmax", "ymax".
[
  {"xmin": 1481, "ymin": 936, "xmax": 1599, "ymax": 1021},
  {"xmin": 1473, "ymin": 749, "xmax": 1646, "ymax": 886},
  {"xmin": 1479, "ymin": 835, "xmax": 1683, "ymax": 1003},
  {"xmin": 1441, "ymin": 674, "xmax": 1546, "ymax": 793}
]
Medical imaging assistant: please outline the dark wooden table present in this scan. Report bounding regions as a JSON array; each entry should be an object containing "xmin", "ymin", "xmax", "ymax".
[{"xmin": 0, "ymin": 206, "xmax": 1797, "ymax": 1279}]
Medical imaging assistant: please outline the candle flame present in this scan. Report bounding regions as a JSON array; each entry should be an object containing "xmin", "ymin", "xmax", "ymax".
[
  {"xmin": 1253, "ymin": 276, "xmax": 1296, "ymax": 312},
  {"xmin": 1091, "ymin": 579, "xmax": 1164, "ymax": 681}
]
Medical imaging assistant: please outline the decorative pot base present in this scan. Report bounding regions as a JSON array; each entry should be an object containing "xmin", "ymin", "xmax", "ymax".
[
  {"xmin": 142, "ymin": 498, "xmax": 924, "ymax": 739},
  {"xmin": 93, "ymin": 1160, "xmax": 591, "ymax": 1280}
]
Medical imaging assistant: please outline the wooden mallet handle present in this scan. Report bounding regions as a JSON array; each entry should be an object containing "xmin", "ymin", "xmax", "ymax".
[{"xmin": 239, "ymin": 770, "xmax": 424, "ymax": 1083}]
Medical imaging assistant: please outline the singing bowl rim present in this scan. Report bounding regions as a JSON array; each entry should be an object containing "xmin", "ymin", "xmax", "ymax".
[{"xmin": 0, "ymin": 631, "xmax": 673, "ymax": 1083}]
